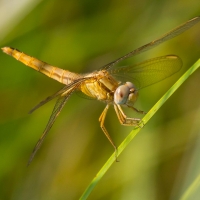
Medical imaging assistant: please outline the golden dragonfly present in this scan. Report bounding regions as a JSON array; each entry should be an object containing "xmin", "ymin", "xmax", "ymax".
[{"xmin": 2, "ymin": 16, "xmax": 200, "ymax": 165}]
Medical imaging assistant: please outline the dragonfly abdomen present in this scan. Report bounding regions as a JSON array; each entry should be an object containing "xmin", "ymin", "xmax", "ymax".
[{"xmin": 2, "ymin": 47, "xmax": 79, "ymax": 85}]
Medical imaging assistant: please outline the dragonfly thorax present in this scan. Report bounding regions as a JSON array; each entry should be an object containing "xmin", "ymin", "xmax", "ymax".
[{"xmin": 114, "ymin": 82, "xmax": 138, "ymax": 105}]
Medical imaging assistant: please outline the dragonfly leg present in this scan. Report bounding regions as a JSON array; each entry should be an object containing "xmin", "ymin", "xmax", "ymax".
[
  {"xmin": 114, "ymin": 104, "xmax": 141, "ymax": 126},
  {"xmin": 99, "ymin": 104, "xmax": 119, "ymax": 161},
  {"xmin": 127, "ymin": 105, "xmax": 146, "ymax": 114}
]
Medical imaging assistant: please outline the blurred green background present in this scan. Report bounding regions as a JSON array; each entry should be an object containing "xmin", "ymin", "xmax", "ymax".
[{"xmin": 0, "ymin": 0, "xmax": 200, "ymax": 199}]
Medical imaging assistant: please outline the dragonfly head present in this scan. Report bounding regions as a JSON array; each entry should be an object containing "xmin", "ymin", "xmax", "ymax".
[{"xmin": 114, "ymin": 82, "xmax": 138, "ymax": 105}]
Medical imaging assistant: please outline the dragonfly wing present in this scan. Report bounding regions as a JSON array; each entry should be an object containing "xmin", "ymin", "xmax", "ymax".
[
  {"xmin": 109, "ymin": 55, "xmax": 182, "ymax": 89},
  {"xmin": 27, "ymin": 85, "xmax": 77, "ymax": 165},
  {"xmin": 29, "ymin": 77, "xmax": 89, "ymax": 113},
  {"xmin": 103, "ymin": 17, "xmax": 200, "ymax": 70}
]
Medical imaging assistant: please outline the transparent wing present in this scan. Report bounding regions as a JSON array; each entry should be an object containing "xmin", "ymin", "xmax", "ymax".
[
  {"xmin": 29, "ymin": 77, "xmax": 90, "ymax": 113},
  {"xmin": 103, "ymin": 17, "xmax": 200, "ymax": 70},
  {"xmin": 108, "ymin": 55, "xmax": 182, "ymax": 89},
  {"xmin": 27, "ymin": 85, "xmax": 77, "ymax": 165}
]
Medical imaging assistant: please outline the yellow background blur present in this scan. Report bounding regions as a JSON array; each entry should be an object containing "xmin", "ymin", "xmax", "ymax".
[{"xmin": 0, "ymin": 0, "xmax": 200, "ymax": 199}]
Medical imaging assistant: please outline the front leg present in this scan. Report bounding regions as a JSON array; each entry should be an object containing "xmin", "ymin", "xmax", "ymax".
[
  {"xmin": 127, "ymin": 105, "xmax": 146, "ymax": 114},
  {"xmin": 114, "ymin": 104, "xmax": 142, "ymax": 126}
]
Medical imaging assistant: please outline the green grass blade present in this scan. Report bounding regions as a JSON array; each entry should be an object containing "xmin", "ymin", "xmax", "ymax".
[
  {"xmin": 79, "ymin": 58, "xmax": 200, "ymax": 200},
  {"xmin": 180, "ymin": 173, "xmax": 200, "ymax": 200}
]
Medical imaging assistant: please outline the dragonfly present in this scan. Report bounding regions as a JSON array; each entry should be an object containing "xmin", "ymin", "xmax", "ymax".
[{"xmin": 2, "ymin": 16, "xmax": 200, "ymax": 165}]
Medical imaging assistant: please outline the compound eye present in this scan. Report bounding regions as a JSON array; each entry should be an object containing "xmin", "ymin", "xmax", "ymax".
[
  {"xmin": 125, "ymin": 82, "xmax": 135, "ymax": 89},
  {"xmin": 114, "ymin": 85, "xmax": 129, "ymax": 105}
]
